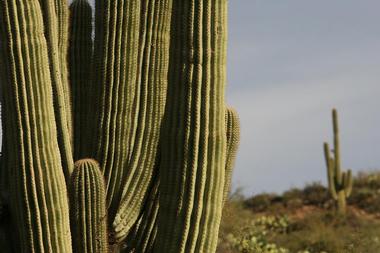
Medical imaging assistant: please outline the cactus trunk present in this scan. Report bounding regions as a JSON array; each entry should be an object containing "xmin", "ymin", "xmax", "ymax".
[
  {"xmin": 154, "ymin": 0, "xmax": 228, "ymax": 252},
  {"xmin": 0, "ymin": 0, "xmax": 72, "ymax": 251},
  {"xmin": 337, "ymin": 190, "xmax": 347, "ymax": 216}
]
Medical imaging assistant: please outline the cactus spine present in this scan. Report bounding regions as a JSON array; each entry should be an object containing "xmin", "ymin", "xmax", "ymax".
[
  {"xmin": 323, "ymin": 109, "xmax": 353, "ymax": 215},
  {"xmin": 0, "ymin": 0, "xmax": 238, "ymax": 252},
  {"xmin": 70, "ymin": 159, "xmax": 108, "ymax": 253}
]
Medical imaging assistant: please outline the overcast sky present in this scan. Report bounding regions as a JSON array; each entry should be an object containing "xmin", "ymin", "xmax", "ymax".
[
  {"xmin": 1, "ymin": 1, "xmax": 380, "ymax": 196},
  {"xmin": 227, "ymin": 1, "xmax": 380, "ymax": 195}
]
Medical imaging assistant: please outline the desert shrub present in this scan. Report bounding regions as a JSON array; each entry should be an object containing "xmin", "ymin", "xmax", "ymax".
[
  {"xmin": 354, "ymin": 172, "xmax": 380, "ymax": 189},
  {"xmin": 244, "ymin": 193, "xmax": 279, "ymax": 212},
  {"xmin": 225, "ymin": 215, "xmax": 291, "ymax": 253},
  {"xmin": 302, "ymin": 183, "xmax": 329, "ymax": 207},
  {"xmin": 283, "ymin": 188, "xmax": 303, "ymax": 202},
  {"xmin": 283, "ymin": 188, "xmax": 304, "ymax": 210},
  {"xmin": 349, "ymin": 188, "xmax": 380, "ymax": 214}
]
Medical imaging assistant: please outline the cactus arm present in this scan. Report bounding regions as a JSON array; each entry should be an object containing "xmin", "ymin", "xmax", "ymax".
[
  {"xmin": 38, "ymin": 0, "xmax": 74, "ymax": 181},
  {"xmin": 91, "ymin": 0, "xmax": 143, "ymax": 221},
  {"xmin": 54, "ymin": 0, "xmax": 70, "ymax": 114},
  {"xmin": 112, "ymin": 0, "xmax": 172, "ymax": 239},
  {"xmin": 154, "ymin": 0, "xmax": 228, "ymax": 252},
  {"xmin": 70, "ymin": 159, "xmax": 109, "ymax": 253},
  {"xmin": 69, "ymin": 0, "xmax": 93, "ymax": 160},
  {"xmin": 323, "ymin": 143, "xmax": 337, "ymax": 199},
  {"xmin": 196, "ymin": 1, "xmax": 228, "ymax": 251},
  {"xmin": 122, "ymin": 179, "xmax": 160, "ymax": 252},
  {"xmin": 332, "ymin": 109, "xmax": 342, "ymax": 184},
  {"xmin": 0, "ymin": 0, "xmax": 72, "ymax": 251},
  {"xmin": 223, "ymin": 107, "xmax": 240, "ymax": 204}
]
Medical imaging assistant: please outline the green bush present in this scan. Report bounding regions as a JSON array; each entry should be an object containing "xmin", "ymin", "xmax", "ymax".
[
  {"xmin": 349, "ymin": 188, "xmax": 380, "ymax": 214},
  {"xmin": 302, "ymin": 183, "xmax": 330, "ymax": 207},
  {"xmin": 244, "ymin": 193, "xmax": 279, "ymax": 212}
]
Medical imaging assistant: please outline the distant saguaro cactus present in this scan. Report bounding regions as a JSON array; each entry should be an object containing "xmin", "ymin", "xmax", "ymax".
[
  {"xmin": 0, "ymin": 0, "xmax": 239, "ymax": 252},
  {"xmin": 323, "ymin": 109, "xmax": 353, "ymax": 215}
]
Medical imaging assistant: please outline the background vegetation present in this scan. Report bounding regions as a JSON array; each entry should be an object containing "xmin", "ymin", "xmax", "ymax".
[{"xmin": 217, "ymin": 171, "xmax": 380, "ymax": 253}]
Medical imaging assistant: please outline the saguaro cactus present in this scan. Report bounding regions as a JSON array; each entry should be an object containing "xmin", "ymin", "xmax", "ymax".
[
  {"xmin": 323, "ymin": 109, "xmax": 353, "ymax": 215},
  {"xmin": 0, "ymin": 0, "xmax": 238, "ymax": 252}
]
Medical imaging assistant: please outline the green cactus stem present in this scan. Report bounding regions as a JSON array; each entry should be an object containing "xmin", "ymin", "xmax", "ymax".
[
  {"xmin": 154, "ymin": 0, "xmax": 228, "ymax": 252},
  {"xmin": 54, "ymin": 0, "xmax": 71, "ymax": 114},
  {"xmin": 112, "ymin": 0, "xmax": 172, "ymax": 240},
  {"xmin": 223, "ymin": 107, "xmax": 241, "ymax": 204},
  {"xmin": 0, "ymin": 0, "xmax": 72, "ymax": 251},
  {"xmin": 323, "ymin": 109, "xmax": 353, "ymax": 215},
  {"xmin": 89, "ymin": 0, "xmax": 172, "ymax": 238},
  {"xmin": 70, "ymin": 159, "xmax": 108, "ymax": 253},
  {"xmin": 39, "ymin": 0, "xmax": 74, "ymax": 182},
  {"xmin": 69, "ymin": 0, "xmax": 93, "ymax": 160},
  {"xmin": 90, "ymin": 0, "xmax": 142, "ymax": 221}
]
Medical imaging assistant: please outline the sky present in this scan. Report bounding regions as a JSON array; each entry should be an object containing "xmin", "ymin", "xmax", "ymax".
[
  {"xmin": 1, "ymin": 1, "xmax": 380, "ymax": 196},
  {"xmin": 227, "ymin": 1, "xmax": 380, "ymax": 195}
]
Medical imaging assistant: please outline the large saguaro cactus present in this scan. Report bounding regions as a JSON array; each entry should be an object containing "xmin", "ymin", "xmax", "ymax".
[
  {"xmin": 323, "ymin": 109, "xmax": 353, "ymax": 215},
  {"xmin": 0, "ymin": 0, "xmax": 238, "ymax": 252}
]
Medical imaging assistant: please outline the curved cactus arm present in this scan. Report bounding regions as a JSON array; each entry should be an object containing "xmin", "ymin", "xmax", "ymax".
[
  {"xmin": 0, "ymin": 0, "xmax": 72, "ymax": 251},
  {"xmin": 112, "ymin": 0, "xmax": 172, "ymax": 238},
  {"xmin": 121, "ymin": 179, "xmax": 160, "ymax": 252},
  {"xmin": 70, "ymin": 159, "xmax": 109, "ymax": 253},
  {"xmin": 69, "ymin": 0, "xmax": 93, "ymax": 160},
  {"xmin": 323, "ymin": 143, "xmax": 337, "ymax": 199},
  {"xmin": 154, "ymin": 0, "xmax": 228, "ymax": 252},
  {"xmin": 38, "ymin": 0, "xmax": 74, "ymax": 181},
  {"xmin": 90, "ymin": 0, "xmax": 143, "ymax": 222},
  {"xmin": 223, "ymin": 107, "xmax": 241, "ymax": 204}
]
